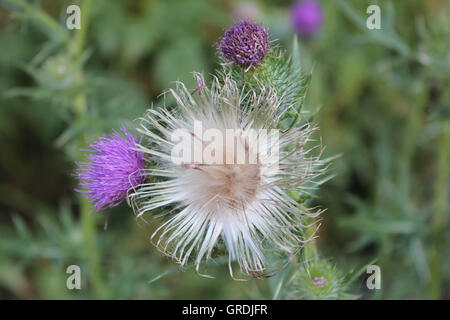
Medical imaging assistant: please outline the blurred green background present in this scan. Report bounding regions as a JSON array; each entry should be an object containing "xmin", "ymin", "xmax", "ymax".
[{"xmin": 0, "ymin": 0, "xmax": 449, "ymax": 299}]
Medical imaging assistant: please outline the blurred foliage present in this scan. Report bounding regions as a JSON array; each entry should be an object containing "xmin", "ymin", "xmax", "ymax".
[{"xmin": 0, "ymin": 0, "xmax": 449, "ymax": 299}]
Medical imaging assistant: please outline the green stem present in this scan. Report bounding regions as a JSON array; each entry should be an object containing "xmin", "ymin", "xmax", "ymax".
[
  {"xmin": 428, "ymin": 121, "xmax": 449, "ymax": 299},
  {"xmin": 70, "ymin": 0, "xmax": 106, "ymax": 299},
  {"xmin": 399, "ymin": 88, "xmax": 427, "ymax": 196},
  {"xmin": 304, "ymin": 223, "xmax": 319, "ymax": 263}
]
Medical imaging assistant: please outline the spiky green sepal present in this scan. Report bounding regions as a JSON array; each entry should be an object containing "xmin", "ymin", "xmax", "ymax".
[
  {"xmin": 289, "ymin": 260, "xmax": 352, "ymax": 300},
  {"xmin": 218, "ymin": 45, "xmax": 311, "ymax": 130}
]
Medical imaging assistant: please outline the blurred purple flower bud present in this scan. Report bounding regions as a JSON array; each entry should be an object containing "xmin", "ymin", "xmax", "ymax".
[
  {"xmin": 291, "ymin": 0, "xmax": 323, "ymax": 38},
  {"xmin": 218, "ymin": 20, "xmax": 269, "ymax": 69},
  {"xmin": 75, "ymin": 127, "xmax": 146, "ymax": 212}
]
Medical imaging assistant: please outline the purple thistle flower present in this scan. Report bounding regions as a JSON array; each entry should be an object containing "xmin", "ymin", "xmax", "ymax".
[
  {"xmin": 291, "ymin": 0, "xmax": 323, "ymax": 38},
  {"xmin": 218, "ymin": 20, "xmax": 269, "ymax": 70},
  {"xmin": 75, "ymin": 127, "xmax": 146, "ymax": 212}
]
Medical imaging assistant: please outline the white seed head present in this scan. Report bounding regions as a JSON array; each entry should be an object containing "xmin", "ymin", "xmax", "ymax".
[{"xmin": 129, "ymin": 74, "xmax": 325, "ymax": 277}]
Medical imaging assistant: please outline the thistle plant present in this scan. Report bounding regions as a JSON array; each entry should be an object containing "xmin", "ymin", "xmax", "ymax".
[
  {"xmin": 3, "ymin": 0, "xmax": 448, "ymax": 300},
  {"xmin": 72, "ymin": 19, "xmax": 354, "ymax": 297}
]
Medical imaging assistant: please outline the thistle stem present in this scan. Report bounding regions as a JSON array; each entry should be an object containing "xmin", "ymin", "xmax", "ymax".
[
  {"xmin": 428, "ymin": 121, "xmax": 449, "ymax": 299},
  {"xmin": 304, "ymin": 225, "xmax": 319, "ymax": 262},
  {"xmin": 70, "ymin": 0, "xmax": 106, "ymax": 299}
]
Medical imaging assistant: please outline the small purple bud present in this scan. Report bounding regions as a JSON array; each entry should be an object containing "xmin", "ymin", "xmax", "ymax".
[
  {"xmin": 218, "ymin": 20, "xmax": 269, "ymax": 69},
  {"xmin": 291, "ymin": 0, "xmax": 323, "ymax": 38},
  {"xmin": 312, "ymin": 276, "xmax": 328, "ymax": 288},
  {"xmin": 75, "ymin": 127, "xmax": 146, "ymax": 212}
]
